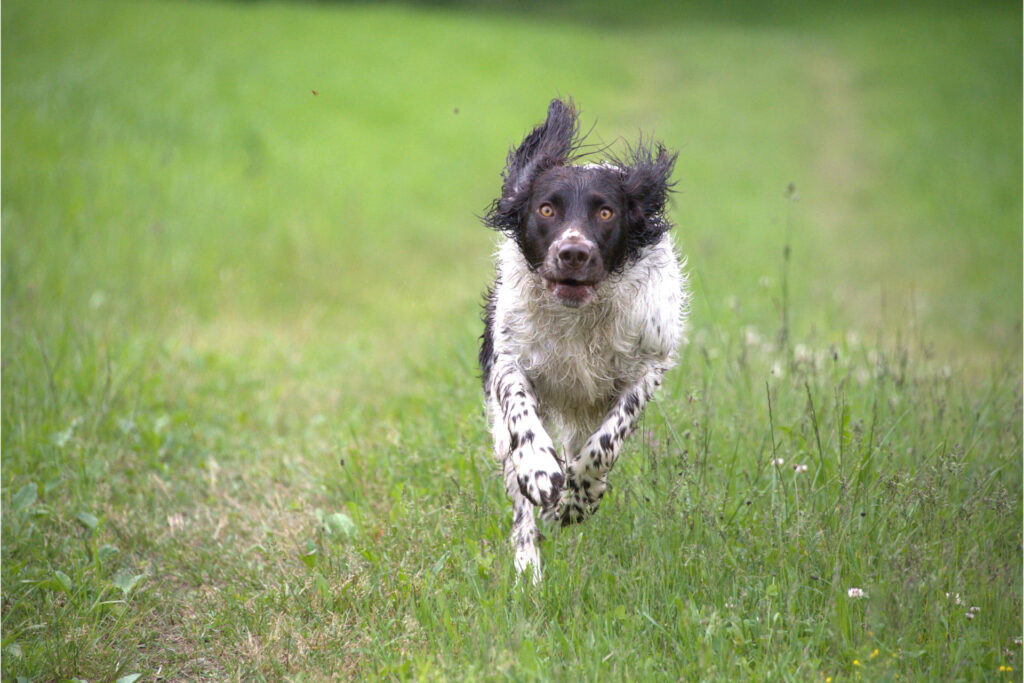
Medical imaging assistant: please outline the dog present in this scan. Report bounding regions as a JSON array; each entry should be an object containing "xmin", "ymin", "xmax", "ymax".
[{"xmin": 479, "ymin": 98, "xmax": 688, "ymax": 580}]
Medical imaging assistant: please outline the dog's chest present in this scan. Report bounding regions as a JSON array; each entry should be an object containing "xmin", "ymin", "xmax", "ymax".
[
  {"xmin": 491, "ymin": 236, "xmax": 683, "ymax": 419},
  {"xmin": 512, "ymin": 300, "xmax": 645, "ymax": 415}
]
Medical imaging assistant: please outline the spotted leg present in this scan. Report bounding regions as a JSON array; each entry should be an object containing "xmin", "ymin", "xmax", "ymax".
[
  {"xmin": 545, "ymin": 369, "xmax": 665, "ymax": 525},
  {"xmin": 504, "ymin": 459, "xmax": 543, "ymax": 583},
  {"xmin": 490, "ymin": 357, "xmax": 565, "ymax": 509}
]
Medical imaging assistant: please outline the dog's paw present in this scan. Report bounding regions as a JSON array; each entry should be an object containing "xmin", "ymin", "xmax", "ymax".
[
  {"xmin": 514, "ymin": 539, "xmax": 543, "ymax": 584},
  {"xmin": 546, "ymin": 475, "xmax": 606, "ymax": 526},
  {"xmin": 514, "ymin": 443, "xmax": 564, "ymax": 507}
]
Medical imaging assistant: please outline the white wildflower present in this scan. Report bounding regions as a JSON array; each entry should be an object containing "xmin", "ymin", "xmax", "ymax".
[
  {"xmin": 773, "ymin": 458, "xmax": 785, "ymax": 467},
  {"xmin": 89, "ymin": 290, "xmax": 107, "ymax": 310},
  {"xmin": 847, "ymin": 588, "xmax": 867, "ymax": 599}
]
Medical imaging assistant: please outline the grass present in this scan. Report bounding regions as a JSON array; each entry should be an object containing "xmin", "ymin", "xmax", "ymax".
[{"xmin": 2, "ymin": 0, "xmax": 1021, "ymax": 680}]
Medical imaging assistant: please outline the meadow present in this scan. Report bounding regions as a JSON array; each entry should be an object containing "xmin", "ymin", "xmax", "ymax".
[{"xmin": 2, "ymin": 0, "xmax": 1021, "ymax": 680}]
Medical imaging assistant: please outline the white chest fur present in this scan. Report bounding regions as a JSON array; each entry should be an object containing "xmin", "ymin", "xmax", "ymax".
[{"xmin": 491, "ymin": 236, "xmax": 688, "ymax": 428}]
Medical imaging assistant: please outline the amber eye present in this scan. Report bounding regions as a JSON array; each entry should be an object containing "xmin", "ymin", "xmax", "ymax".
[
  {"xmin": 538, "ymin": 204, "xmax": 554, "ymax": 218},
  {"xmin": 598, "ymin": 207, "xmax": 614, "ymax": 221}
]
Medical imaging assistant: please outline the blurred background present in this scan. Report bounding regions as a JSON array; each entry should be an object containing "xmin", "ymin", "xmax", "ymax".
[{"xmin": 3, "ymin": 0, "xmax": 1020, "ymax": 369}]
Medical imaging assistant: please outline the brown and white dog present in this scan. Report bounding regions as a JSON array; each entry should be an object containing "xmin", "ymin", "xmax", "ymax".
[{"xmin": 479, "ymin": 98, "xmax": 689, "ymax": 580}]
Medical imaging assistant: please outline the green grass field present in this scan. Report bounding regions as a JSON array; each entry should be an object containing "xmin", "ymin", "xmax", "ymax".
[{"xmin": 2, "ymin": 0, "xmax": 1021, "ymax": 680}]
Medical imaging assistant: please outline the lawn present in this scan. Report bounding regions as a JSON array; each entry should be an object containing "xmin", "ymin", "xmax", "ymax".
[{"xmin": 2, "ymin": 0, "xmax": 1021, "ymax": 680}]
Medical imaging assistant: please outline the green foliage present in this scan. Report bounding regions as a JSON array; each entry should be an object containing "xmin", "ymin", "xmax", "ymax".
[{"xmin": 2, "ymin": 0, "xmax": 1020, "ymax": 680}]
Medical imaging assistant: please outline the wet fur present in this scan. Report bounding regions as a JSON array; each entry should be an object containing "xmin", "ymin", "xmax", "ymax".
[{"xmin": 479, "ymin": 98, "xmax": 688, "ymax": 580}]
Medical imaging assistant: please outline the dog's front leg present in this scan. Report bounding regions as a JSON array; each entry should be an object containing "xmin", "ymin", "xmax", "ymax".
[
  {"xmin": 547, "ymin": 369, "xmax": 665, "ymax": 525},
  {"xmin": 491, "ymin": 357, "xmax": 565, "ymax": 508}
]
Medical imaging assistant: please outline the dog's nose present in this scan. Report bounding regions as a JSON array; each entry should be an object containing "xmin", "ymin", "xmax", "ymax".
[{"xmin": 557, "ymin": 243, "xmax": 592, "ymax": 270}]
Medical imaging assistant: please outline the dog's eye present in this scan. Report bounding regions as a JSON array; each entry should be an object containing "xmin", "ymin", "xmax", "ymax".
[
  {"xmin": 538, "ymin": 204, "xmax": 554, "ymax": 218},
  {"xmin": 598, "ymin": 207, "xmax": 614, "ymax": 221}
]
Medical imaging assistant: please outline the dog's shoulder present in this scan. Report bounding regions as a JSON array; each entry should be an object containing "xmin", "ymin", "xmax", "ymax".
[{"xmin": 616, "ymin": 235, "xmax": 688, "ymax": 360}]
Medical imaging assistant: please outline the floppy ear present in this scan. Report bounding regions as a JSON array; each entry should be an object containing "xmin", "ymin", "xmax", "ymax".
[
  {"xmin": 483, "ymin": 98, "xmax": 580, "ymax": 237},
  {"xmin": 619, "ymin": 141, "xmax": 678, "ymax": 250}
]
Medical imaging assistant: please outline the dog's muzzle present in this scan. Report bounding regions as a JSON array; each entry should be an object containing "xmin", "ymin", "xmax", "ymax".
[{"xmin": 542, "ymin": 232, "xmax": 604, "ymax": 307}]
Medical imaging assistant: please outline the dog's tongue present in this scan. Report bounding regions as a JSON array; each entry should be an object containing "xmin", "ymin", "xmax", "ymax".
[{"xmin": 551, "ymin": 282, "xmax": 595, "ymax": 306}]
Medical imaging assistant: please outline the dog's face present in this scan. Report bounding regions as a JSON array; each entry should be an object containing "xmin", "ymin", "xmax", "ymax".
[
  {"xmin": 484, "ymin": 98, "xmax": 678, "ymax": 308},
  {"xmin": 521, "ymin": 165, "xmax": 629, "ymax": 307}
]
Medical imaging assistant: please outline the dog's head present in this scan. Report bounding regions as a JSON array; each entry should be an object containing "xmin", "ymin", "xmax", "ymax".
[{"xmin": 484, "ymin": 98, "xmax": 678, "ymax": 307}]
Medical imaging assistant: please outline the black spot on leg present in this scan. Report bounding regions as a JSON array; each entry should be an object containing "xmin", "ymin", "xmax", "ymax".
[
  {"xmin": 599, "ymin": 433, "xmax": 613, "ymax": 453},
  {"xmin": 523, "ymin": 429, "xmax": 535, "ymax": 444},
  {"xmin": 514, "ymin": 505, "xmax": 526, "ymax": 525},
  {"xmin": 623, "ymin": 391, "xmax": 640, "ymax": 414},
  {"xmin": 517, "ymin": 473, "xmax": 533, "ymax": 500}
]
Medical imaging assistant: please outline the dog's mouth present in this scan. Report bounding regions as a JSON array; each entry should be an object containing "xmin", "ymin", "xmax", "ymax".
[{"xmin": 545, "ymin": 278, "xmax": 598, "ymax": 307}]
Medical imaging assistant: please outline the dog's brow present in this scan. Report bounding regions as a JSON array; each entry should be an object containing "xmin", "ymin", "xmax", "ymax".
[{"xmin": 538, "ymin": 190, "xmax": 565, "ymax": 206}]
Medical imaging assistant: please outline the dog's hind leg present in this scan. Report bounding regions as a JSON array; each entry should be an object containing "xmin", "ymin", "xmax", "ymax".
[{"xmin": 508, "ymin": 472, "xmax": 543, "ymax": 583}]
